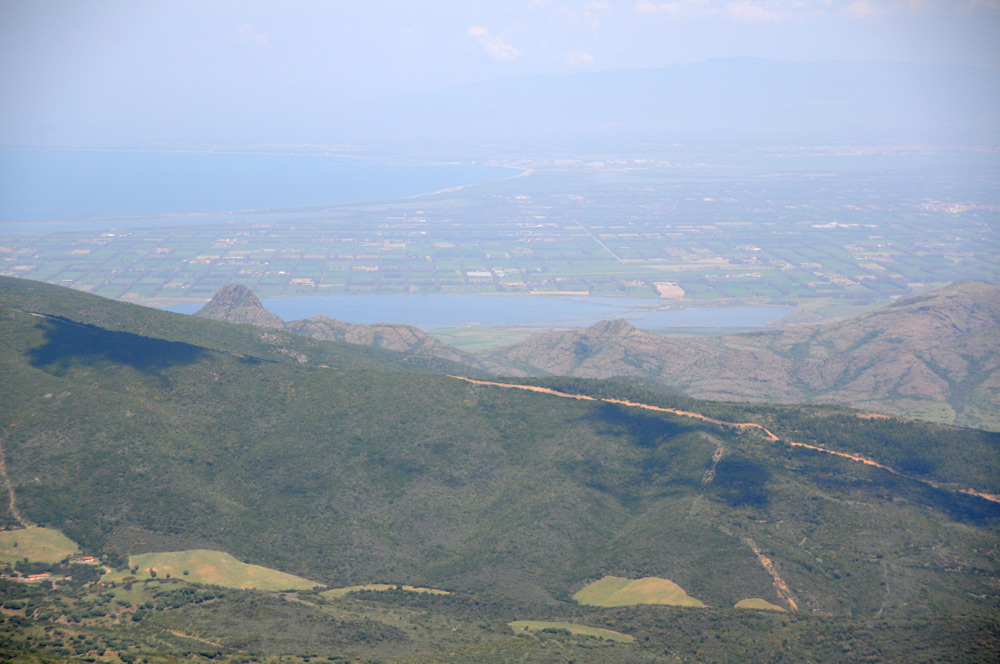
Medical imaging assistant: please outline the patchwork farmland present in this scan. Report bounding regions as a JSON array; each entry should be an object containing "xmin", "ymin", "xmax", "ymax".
[{"xmin": 2, "ymin": 163, "xmax": 996, "ymax": 309}]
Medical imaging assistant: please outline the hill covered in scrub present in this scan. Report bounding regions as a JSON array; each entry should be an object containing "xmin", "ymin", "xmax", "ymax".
[
  {"xmin": 0, "ymin": 276, "xmax": 998, "ymax": 662},
  {"xmin": 484, "ymin": 281, "xmax": 1000, "ymax": 431}
]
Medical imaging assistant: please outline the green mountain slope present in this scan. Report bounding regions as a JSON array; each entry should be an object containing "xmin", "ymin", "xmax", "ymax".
[
  {"xmin": 0, "ymin": 275, "xmax": 480, "ymax": 377},
  {"xmin": 484, "ymin": 282, "xmax": 1000, "ymax": 431},
  {"xmin": 1, "ymin": 278, "xmax": 997, "ymax": 625}
]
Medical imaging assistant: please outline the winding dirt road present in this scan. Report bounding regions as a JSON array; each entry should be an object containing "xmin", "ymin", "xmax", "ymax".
[{"xmin": 448, "ymin": 375, "xmax": 1000, "ymax": 505}]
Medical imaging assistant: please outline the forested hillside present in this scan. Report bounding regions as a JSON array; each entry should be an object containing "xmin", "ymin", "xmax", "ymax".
[{"xmin": 1, "ymin": 276, "xmax": 998, "ymax": 662}]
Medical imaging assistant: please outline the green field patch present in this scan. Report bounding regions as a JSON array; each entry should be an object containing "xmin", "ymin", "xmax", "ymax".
[
  {"xmin": 735, "ymin": 598, "xmax": 787, "ymax": 611},
  {"xmin": 322, "ymin": 583, "xmax": 451, "ymax": 598},
  {"xmin": 103, "ymin": 550, "xmax": 320, "ymax": 592},
  {"xmin": 509, "ymin": 620, "xmax": 633, "ymax": 643},
  {"xmin": 0, "ymin": 527, "xmax": 80, "ymax": 564},
  {"xmin": 572, "ymin": 576, "xmax": 706, "ymax": 608}
]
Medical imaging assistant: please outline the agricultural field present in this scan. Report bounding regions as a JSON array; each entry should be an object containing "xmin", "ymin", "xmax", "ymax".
[
  {"xmin": 0, "ymin": 527, "xmax": 80, "ymax": 564},
  {"xmin": 103, "ymin": 550, "xmax": 320, "ymax": 592},
  {"xmin": 1, "ymin": 161, "xmax": 996, "ymax": 312},
  {"xmin": 572, "ymin": 576, "xmax": 707, "ymax": 608},
  {"xmin": 735, "ymin": 598, "xmax": 787, "ymax": 611}
]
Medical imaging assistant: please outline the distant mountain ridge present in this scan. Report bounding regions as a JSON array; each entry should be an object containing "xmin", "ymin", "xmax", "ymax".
[
  {"xmin": 485, "ymin": 282, "xmax": 1000, "ymax": 431},
  {"xmin": 334, "ymin": 59, "xmax": 1000, "ymax": 149}
]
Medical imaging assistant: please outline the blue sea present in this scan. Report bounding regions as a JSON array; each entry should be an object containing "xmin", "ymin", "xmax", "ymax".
[{"xmin": 0, "ymin": 148, "xmax": 517, "ymax": 224}]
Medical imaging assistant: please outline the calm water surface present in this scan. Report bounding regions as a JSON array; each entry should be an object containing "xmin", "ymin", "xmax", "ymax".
[
  {"xmin": 168, "ymin": 294, "xmax": 788, "ymax": 331},
  {"xmin": 0, "ymin": 149, "xmax": 517, "ymax": 224}
]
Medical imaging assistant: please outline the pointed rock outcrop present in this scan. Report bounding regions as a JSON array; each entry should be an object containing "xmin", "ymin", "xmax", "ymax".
[
  {"xmin": 583, "ymin": 319, "xmax": 641, "ymax": 337},
  {"xmin": 194, "ymin": 284, "xmax": 285, "ymax": 329}
]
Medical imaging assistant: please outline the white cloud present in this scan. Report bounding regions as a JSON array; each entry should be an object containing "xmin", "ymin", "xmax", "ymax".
[
  {"xmin": 896, "ymin": 0, "xmax": 932, "ymax": 10},
  {"xmin": 634, "ymin": 0, "xmax": 997, "ymax": 19},
  {"xmin": 726, "ymin": 1, "xmax": 784, "ymax": 21},
  {"xmin": 843, "ymin": 0, "xmax": 887, "ymax": 17},
  {"xmin": 468, "ymin": 25, "xmax": 521, "ymax": 62},
  {"xmin": 583, "ymin": 1, "xmax": 612, "ymax": 28},
  {"xmin": 633, "ymin": 0, "xmax": 718, "ymax": 18},
  {"xmin": 901, "ymin": 0, "xmax": 1000, "ymax": 11},
  {"xmin": 548, "ymin": 1, "xmax": 612, "ymax": 31},
  {"xmin": 633, "ymin": 0, "xmax": 847, "ymax": 20},
  {"xmin": 564, "ymin": 49, "xmax": 596, "ymax": 64},
  {"xmin": 840, "ymin": 0, "xmax": 993, "ymax": 17},
  {"xmin": 469, "ymin": 25, "xmax": 521, "ymax": 62},
  {"xmin": 234, "ymin": 23, "xmax": 268, "ymax": 45}
]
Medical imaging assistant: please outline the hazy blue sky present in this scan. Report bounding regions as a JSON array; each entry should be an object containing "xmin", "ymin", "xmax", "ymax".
[{"xmin": 2, "ymin": 0, "xmax": 998, "ymax": 145}]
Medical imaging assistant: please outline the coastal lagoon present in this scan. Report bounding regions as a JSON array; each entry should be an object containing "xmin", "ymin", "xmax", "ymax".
[{"xmin": 167, "ymin": 294, "xmax": 789, "ymax": 331}]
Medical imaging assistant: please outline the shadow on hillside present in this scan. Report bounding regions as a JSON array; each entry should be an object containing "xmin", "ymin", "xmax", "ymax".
[
  {"xmin": 28, "ymin": 316, "xmax": 207, "ymax": 376},
  {"xmin": 586, "ymin": 402, "xmax": 690, "ymax": 448}
]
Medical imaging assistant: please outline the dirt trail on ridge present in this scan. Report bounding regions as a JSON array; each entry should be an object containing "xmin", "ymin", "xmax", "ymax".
[{"xmin": 448, "ymin": 376, "xmax": 1000, "ymax": 505}]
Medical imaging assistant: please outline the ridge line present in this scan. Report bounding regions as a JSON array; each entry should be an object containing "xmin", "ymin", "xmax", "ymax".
[{"xmin": 447, "ymin": 375, "xmax": 1000, "ymax": 504}]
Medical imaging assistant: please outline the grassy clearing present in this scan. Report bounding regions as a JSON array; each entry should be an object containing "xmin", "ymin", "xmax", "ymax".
[
  {"xmin": 508, "ymin": 620, "xmax": 634, "ymax": 643},
  {"xmin": 322, "ymin": 583, "xmax": 451, "ymax": 598},
  {"xmin": 572, "ymin": 576, "xmax": 706, "ymax": 608},
  {"xmin": 735, "ymin": 598, "xmax": 787, "ymax": 611},
  {"xmin": 905, "ymin": 401, "xmax": 957, "ymax": 426},
  {"xmin": 102, "ymin": 550, "xmax": 320, "ymax": 592},
  {"xmin": 0, "ymin": 527, "xmax": 80, "ymax": 564}
]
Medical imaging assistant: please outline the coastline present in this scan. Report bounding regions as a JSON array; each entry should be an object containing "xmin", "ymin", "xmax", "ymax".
[{"xmin": 0, "ymin": 148, "xmax": 521, "ymax": 227}]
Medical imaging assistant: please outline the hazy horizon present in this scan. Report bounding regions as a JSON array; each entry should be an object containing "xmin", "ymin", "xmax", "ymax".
[{"xmin": 3, "ymin": 1, "xmax": 999, "ymax": 149}]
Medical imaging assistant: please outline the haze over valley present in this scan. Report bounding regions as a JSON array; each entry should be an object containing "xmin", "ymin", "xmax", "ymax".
[{"xmin": 1, "ymin": 1, "xmax": 999, "ymax": 662}]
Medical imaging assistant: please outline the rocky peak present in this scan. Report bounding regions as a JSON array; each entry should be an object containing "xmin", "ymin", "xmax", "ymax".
[
  {"xmin": 195, "ymin": 284, "xmax": 285, "ymax": 329},
  {"xmin": 584, "ymin": 319, "xmax": 640, "ymax": 337}
]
